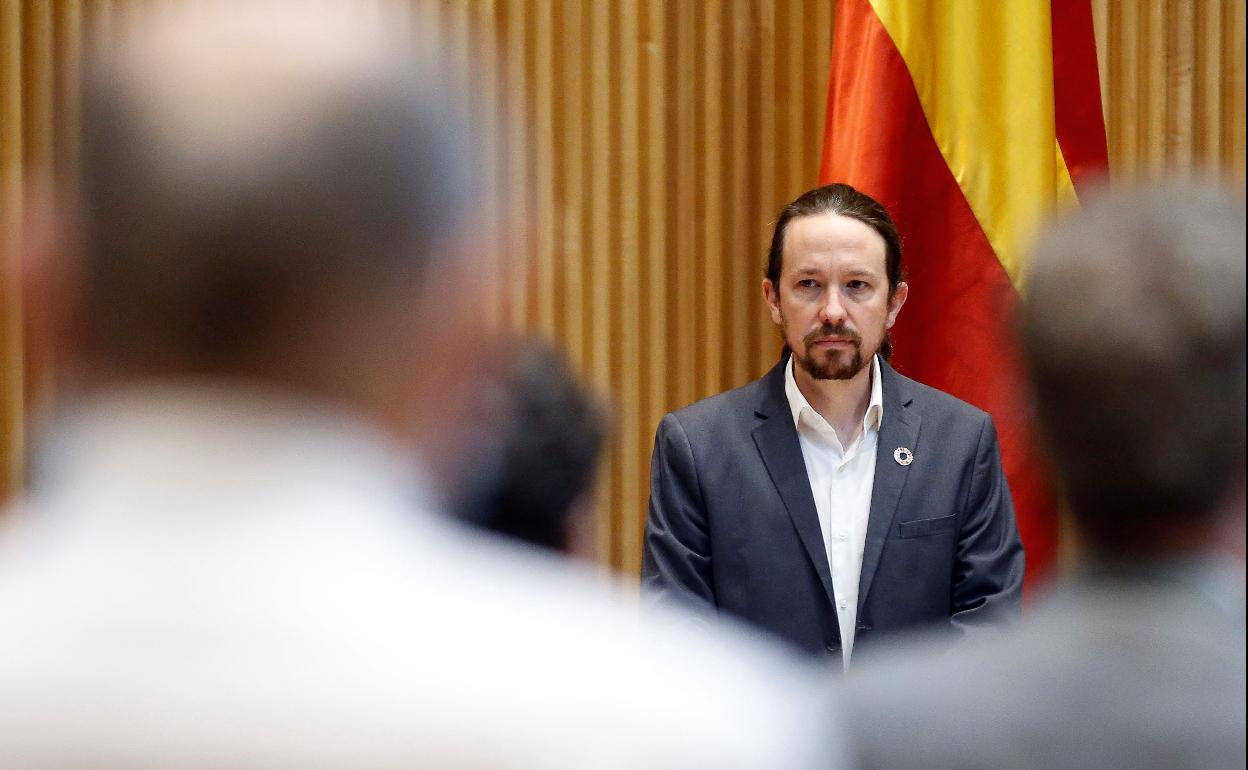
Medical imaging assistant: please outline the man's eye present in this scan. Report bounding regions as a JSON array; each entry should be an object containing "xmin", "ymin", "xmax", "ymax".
[
  {"xmin": 846, "ymin": 280, "xmax": 869, "ymax": 291},
  {"xmin": 797, "ymin": 279, "xmax": 820, "ymax": 289}
]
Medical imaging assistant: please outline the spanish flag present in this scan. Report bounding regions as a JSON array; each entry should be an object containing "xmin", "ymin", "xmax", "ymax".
[{"xmin": 820, "ymin": 0, "xmax": 1109, "ymax": 586}]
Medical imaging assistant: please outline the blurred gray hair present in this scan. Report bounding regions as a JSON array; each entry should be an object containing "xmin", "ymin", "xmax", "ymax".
[
  {"xmin": 75, "ymin": 4, "xmax": 476, "ymax": 377},
  {"xmin": 1022, "ymin": 182, "xmax": 1246, "ymax": 551}
]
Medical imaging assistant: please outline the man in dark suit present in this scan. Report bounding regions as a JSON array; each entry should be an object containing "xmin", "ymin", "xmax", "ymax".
[{"xmin": 642, "ymin": 183, "xmax": 1024, "ymax": 666}]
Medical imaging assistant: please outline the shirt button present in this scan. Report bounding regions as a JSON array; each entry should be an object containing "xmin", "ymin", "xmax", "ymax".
[
  {"xmin": 840, "ymin": 599, "xmax": 848, "ymax": 609},
  {"xmin": 838, "ymin": 530, "xmax": 848, "ymax": 540}
]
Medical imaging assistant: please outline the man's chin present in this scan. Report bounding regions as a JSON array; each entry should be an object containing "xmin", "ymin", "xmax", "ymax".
[{"xmin": 797, "ymin": 347, "xmax": 865, "ymax": 381}]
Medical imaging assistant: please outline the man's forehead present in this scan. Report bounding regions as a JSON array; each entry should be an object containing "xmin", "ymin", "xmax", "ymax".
[{"xmin": 782, "ymin": 213, "xmax": 887, "ymax": 272}]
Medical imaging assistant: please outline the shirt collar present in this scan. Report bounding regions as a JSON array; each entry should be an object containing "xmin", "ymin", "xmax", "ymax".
[{"xmin": 784, "ymin": 354, "xmax": 885, "ymax": 436}]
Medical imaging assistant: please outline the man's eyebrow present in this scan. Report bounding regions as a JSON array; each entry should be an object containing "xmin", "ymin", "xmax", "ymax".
[{"xmin": 842, "ymin": 267, "xmax": 879, "ymax": 278}]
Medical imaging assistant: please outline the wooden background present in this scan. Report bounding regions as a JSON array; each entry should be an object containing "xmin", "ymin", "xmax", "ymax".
[{"xmin": 2, "ymin": 0, "xmax": 1244, "ymax": 575}]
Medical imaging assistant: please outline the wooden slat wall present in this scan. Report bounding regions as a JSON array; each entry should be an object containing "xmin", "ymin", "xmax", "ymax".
[
  {"xmin": 1, "ymin": 1, "xmax": 22, "ymax": 505},
  {"xmin": 1, "ymin": 0, "xmax": 1245, "ymax": 576},
  {"xmin": 1092, "ymin": 0, "xmax": 1247, "ymax": 180},
  {"xmin": 477, "ymin": 0, "xmax": 836, "ymax": 572}
]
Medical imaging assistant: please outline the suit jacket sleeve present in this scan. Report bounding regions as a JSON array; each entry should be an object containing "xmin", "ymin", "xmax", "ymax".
[
  {"xmin": 641, "ymin": 413, "xmax": 716, "ymax": 614},
  {"xmin": 951, "ymin": 414, "xmax": 1025, "ymax": 631}
]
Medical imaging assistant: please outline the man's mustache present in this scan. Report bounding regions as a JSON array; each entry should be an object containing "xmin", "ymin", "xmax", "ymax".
[{"xmin": 803, "ymin": 323, "xmax": 861, "ymax": 347}]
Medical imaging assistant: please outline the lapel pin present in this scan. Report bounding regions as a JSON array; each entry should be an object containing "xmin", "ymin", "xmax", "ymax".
[{"xmin": 893, "ymin": 447, "xmax": 914, "ymax": 466}]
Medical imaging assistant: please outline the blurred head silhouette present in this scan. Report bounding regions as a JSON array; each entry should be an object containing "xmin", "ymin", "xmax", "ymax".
[
  {"xmin": 1022, "ymin": 182, "xmax": 1246, "ymax": 562},
  {"xmin": 450, "ymin": 337, "xmax": 606, "ymax": 559},
  {"xmin": 27, "ymin": 1, "xmax": 484, "ymax": 462}
]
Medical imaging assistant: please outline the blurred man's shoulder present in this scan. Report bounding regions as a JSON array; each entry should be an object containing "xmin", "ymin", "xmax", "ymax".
[
  {"xmin": 429, "ymin": 524, "xmax": 839, "ymax": 758},
  {"xmin": 840, "ymin": 575, "xmax": 1246, "ymax": 768},
  {"xmin": 0, "ymin": 501, "xmax": 841, "ymax": 767}
]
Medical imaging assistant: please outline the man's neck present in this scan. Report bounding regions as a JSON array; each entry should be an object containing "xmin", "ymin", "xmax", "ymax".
[{"xmin": 793, "ymin": 357, "xmax": 874, "ymax": 447}]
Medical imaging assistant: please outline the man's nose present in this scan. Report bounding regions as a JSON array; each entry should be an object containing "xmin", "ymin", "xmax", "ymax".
[{"xmin": 818, "ymin": 290, "xmax": 847, "ymax": 325}]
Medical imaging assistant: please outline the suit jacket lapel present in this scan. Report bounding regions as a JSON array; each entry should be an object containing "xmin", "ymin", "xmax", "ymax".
[
  {"xmin": 751, "ymin": 360, "xmax": 837, "ymax": 610},
  {"xmin": 858, "ymin": 360, "xmax": 920, "ymax": 615}
]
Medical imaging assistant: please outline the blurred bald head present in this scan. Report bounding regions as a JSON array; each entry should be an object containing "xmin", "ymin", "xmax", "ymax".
[
  {"xmin": 70, "ymin": 3, "xmax": 477, "ymax": 415},
  {"xmin": 1022, "ymin": 183, "xmax": 1246, "ymax": 557}
]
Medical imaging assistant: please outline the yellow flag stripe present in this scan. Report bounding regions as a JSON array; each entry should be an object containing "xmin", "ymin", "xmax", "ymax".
[{"xmin": 868, "ymin": 0, "xmax": 1080, "ymax": 294}]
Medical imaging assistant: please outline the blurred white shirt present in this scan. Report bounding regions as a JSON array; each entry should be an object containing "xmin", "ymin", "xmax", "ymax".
[{"xmin": 0, "ymin": 384, "xmax": 841, "ymax": 768}]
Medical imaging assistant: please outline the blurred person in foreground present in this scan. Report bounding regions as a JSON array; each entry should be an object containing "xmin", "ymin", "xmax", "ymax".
[
  {"xmin": 449, "ymin": 337, "xmax": 604, "ymax": 559},
  {"xmin": 0, "ymin": 5, "xmax": 839, "ymax": 767},
  {"xmin": 841, "ymin": 182, "xmax": 1246, "ymax": 769}
]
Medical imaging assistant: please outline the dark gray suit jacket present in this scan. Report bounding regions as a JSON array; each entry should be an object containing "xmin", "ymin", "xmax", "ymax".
[
  {"xmin": 840, "ymin": 561, "xmax": 1246, "ymax": 768},
  {"xmin": 642, "ymin": 357, "xmax": 1025, "ymax": 660}
]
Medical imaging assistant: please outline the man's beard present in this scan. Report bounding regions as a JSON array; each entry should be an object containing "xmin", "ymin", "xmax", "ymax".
[{"xmin": 792, "ymin": 322, "xmax": 869, "ymax": 380}]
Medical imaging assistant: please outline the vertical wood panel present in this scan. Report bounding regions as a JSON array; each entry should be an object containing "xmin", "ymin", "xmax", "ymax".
[
  {"xmin": 1227, "ymin": 0, "xmax": 1245, "ymax": 174},
  {"xmin": 550, "ymin": 0, "xmax": 577, "ymax": 365},
  {"xmin": 727, "ymin": 0, "xmax": 750, "ymax": 390},
  {"xmin": 1093, "ymin": 0, "xmax": 1246, "ymax": 183},
  {"xmin": 532, "ymin": 0, "xmax": 555, "ymax": 339},
  {"xmin": 701, "ymin": 1, "xmax": 722, "ymax": 399},
  {"xmin": 2, "ymin": 1, "xmax": 1245, "ymax": 578},
  {"xmin": 640, "ymin": 0, "xmax": 667, "ymax": 555},
  {"xmin": 753, "ymin": 0, "xmax": 778, "ymax": 373},
  {"xmin": 1113, "ymin": 1, "xmax": 1141, "ymax": 173},
  {"xmin": 53, "ymin": 1, "xmax": 81, "ymax": 172},
  {"xmin": 21, "ymin": 2, "xmax": 53, "ymax": 173},
  {"xmin": 587, "ymin": 0, "xmax": 614, "ymax": 563},
  {"xmin": 1143, "ymin": 0, "xmax": 1166, "ymax": 172},
  {"xmin": 1193, "ymin": 0, "xmax": 1223, "ymax": 163},
  {"xmin": 785, "ymin": 2, "xmax": 805, "ymax": 200},
  {"xmin": 1, "ymin": 0, "xmax": 24, "ymax": 502},
  {"xmin": 670, "ymin": 0, "xmax": 693, "ymax": 414},
  {"xmin": 1165, "ymin": 0, "xmax": 1194, "ymax": 170},
  {"xmin": 503, "ymin": 0, "xmax": 529, "ymax": 329}
]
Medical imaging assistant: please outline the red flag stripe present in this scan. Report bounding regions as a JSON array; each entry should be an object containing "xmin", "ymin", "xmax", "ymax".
[
  {"xmin": 1052, "ymin": 0, "xmax": 1111, "ymax": 194},
  {"xmin": 820, "ymin": 0, "xmax": 1060, "ymax": 585}
]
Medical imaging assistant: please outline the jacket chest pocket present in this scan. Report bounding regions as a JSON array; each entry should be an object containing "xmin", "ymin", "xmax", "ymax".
[{"xmin": 895, "ymin": 513, "xmax": 957, "ymax": 539}]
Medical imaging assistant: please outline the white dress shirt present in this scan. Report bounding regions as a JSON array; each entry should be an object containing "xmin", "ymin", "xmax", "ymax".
[
  {"xmin": 785, "ymin": 355, "xmax": 884, "ymax": 668},
  {"xmin": 0, "ymin": 385, "xmax": 839, "ymax": 767}
]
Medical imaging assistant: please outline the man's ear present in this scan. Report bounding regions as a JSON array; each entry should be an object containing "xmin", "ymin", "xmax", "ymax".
[
  {"xmin": 885, "ymin": 281, "xmax": 908, "ymax": 329},
  {"xmin": 761, "ymin": 278, "xmax": 783, "ymax": 326}
]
